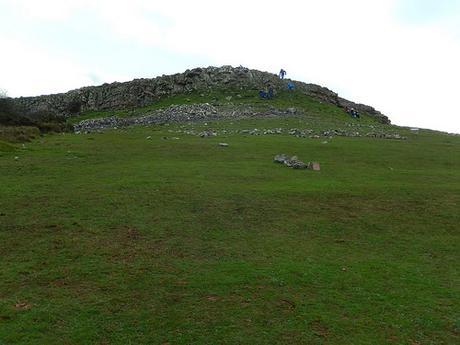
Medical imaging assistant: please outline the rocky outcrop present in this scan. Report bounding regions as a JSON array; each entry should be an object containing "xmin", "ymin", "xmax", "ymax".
[{"xmin": 11, "ymin": 65, "xmax": 390, "ymax": 124}]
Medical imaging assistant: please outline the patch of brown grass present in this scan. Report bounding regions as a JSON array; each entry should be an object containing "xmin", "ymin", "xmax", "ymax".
[{"xmin": 0, "ymin": 125, "xmax": 40, "ymax": 143}]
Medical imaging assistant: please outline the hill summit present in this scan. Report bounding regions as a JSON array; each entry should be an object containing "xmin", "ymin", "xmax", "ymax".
[{"xmin": 12, "ymin": 66, "xmax": 390, "ymax": 124}]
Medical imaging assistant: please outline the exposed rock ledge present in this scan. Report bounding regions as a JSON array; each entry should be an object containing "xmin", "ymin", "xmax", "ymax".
[{"xmin": 10, "ymin": 65, "xmax": 390, "ymax": 124}]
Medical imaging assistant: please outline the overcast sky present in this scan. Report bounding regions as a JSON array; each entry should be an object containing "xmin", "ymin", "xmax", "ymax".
[{"xmin": 1, "ymin": 0, "xmax": 459, "ymax": 133}]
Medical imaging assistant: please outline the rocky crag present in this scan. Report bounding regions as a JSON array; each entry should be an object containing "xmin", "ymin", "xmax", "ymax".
[{"xmin": 11, "ymin": 65, "xmax": 390, "ymax": 124}]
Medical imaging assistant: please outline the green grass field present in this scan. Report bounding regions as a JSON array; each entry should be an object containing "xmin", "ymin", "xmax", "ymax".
[{"xmin": 1, "ymin": 97, "xmax": 459, "ymax": 344}]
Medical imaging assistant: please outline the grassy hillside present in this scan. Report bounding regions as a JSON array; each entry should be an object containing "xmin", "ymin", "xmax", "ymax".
[
  {"xmin": 0, "ymin": 93, "xmax": 459, "ymax": 344},
  {"xmin": 66, "ymin": 88, "xmax": 381, "ymax": 126}
]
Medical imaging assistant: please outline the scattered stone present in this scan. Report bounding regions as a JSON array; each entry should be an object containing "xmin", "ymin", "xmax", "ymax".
[
  {"xmin": 274, "ymin": 154, "xmax": 321, "ymax": 171},
  {"xmin": 365, "ymin": 132, "xmax": 407, "ymax": 140},
  {"xmin": 218, "ymin": 143, "xmax": 229, "ymax": 147},
  {"xmin": 274, "ymin": 154, "xmax": 309, "ymax": 169},
  {"xmin": 146, "ymin": 136, "xmax": 152, "ymax": 139},
  {"xmin": 308, "ymin": 162, "xmax": 321, "ymax": 171},
  {"xmin": 285, "ymin": 156, "xmax": 308, "ymax": 169},
  {"xmin": 199, "ymin": 129, "xmax": 217, "ymax": 137},
  {"xmin": 14, "ymin": 156, "xmax": 19, "ymax": 160},
  {"xmin": 274, "ymin": 154, "xmax": 290, "ymax": 164},
  {"xmin": 72, "ymin": 103, "xmax": 404, "ymax": 142}
]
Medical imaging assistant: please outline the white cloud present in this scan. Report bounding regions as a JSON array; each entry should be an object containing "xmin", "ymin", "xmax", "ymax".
[
  {"xmin": 0, "ymin": 35, "xmax": 124, "ymax": 96},
  {"xmin": 1, "ymin": 0, "xmax": 459, "ymax": 132},
  {"xmin": 8, "ymin": 0, "xmax": 92, "ymax": 21}
]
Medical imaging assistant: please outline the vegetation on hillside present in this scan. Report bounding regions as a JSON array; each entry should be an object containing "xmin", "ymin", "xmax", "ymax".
[
  {"xmin": 67, "ymin": 87, "xmax": 381, "ymax": 126},
  {"xmin": 0, "ymin": 98, "xmax": 70, "ymax": 142},
  {"xmin": 1, "ymin": 95, "xmax": 459, "ymax": 343}
]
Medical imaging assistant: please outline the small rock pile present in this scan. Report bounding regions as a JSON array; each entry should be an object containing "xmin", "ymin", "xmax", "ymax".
[
  {"xmin": 365, "ymin": 133, "xmax": 406, "ymax": 140},
  {"xmin": 274, "ymin": 154, "xmax": 320, "ymax": 170},
  {"xmin": 199, "ymin": 129, "xmax": 217, "ymax": 137},
  {"xmin": 163, "ymin": 125, "xmax": 406, "ymax": 141}
]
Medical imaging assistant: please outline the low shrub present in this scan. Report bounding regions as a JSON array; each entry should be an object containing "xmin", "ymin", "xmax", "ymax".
[
  {"xmin": 0, "ymin": 98, "xmax": 71, "ymax": 137},
  {"xmin": 0, "ymin": 125, "xmax": 41, "ymax": 143}
]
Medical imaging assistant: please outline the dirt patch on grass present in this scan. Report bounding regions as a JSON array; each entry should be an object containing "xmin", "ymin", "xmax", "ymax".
[
  {"xmin": 310, "ymin": 319, "xmax": 329, "ymax": 338},
  {"xmin": 14, "ymin": 301, "xmax": 32, "ymax": 310}
]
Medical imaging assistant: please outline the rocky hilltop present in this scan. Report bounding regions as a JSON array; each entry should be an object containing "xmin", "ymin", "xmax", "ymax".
[{"xmin": 11, "ymin": 66, "xmax": 390, "ymax": 124}]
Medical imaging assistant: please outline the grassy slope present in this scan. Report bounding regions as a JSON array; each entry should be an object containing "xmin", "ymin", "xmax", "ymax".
[{"xmin": 0, "ymin": 94, "xmax": 459, "ymax": 344}]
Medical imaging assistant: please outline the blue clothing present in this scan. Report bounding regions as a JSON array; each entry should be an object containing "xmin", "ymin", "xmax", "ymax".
[
  {"xmin": 268, "ymin": 87, "xmax": 274, "ymax": 99},
  {"xmin": 259, "ymin": 88, "xmax": 274, "ymax": 99}
]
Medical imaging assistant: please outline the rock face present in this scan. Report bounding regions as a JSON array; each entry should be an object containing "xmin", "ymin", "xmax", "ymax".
[{"xmin": 11, "ymin": 65, "xmax": 390, "ymax": 124}]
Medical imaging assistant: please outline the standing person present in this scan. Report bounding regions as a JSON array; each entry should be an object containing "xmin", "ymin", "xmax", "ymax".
[{"xmin": 279, "ymin": 69, "xmax": 286, "ymax": 79}]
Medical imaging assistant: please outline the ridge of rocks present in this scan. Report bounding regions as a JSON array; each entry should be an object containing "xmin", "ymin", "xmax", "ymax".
[
  {"xmin": 73, "ymin": 103, "xmax": 300, "ymax": 132},
  {"xmin": 73, "ymin": 103, "xmax": 404, "ymax": 140},
  {"xmin": 11, "ymin": 65, "xmax": 390, "ymax": 124}
]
